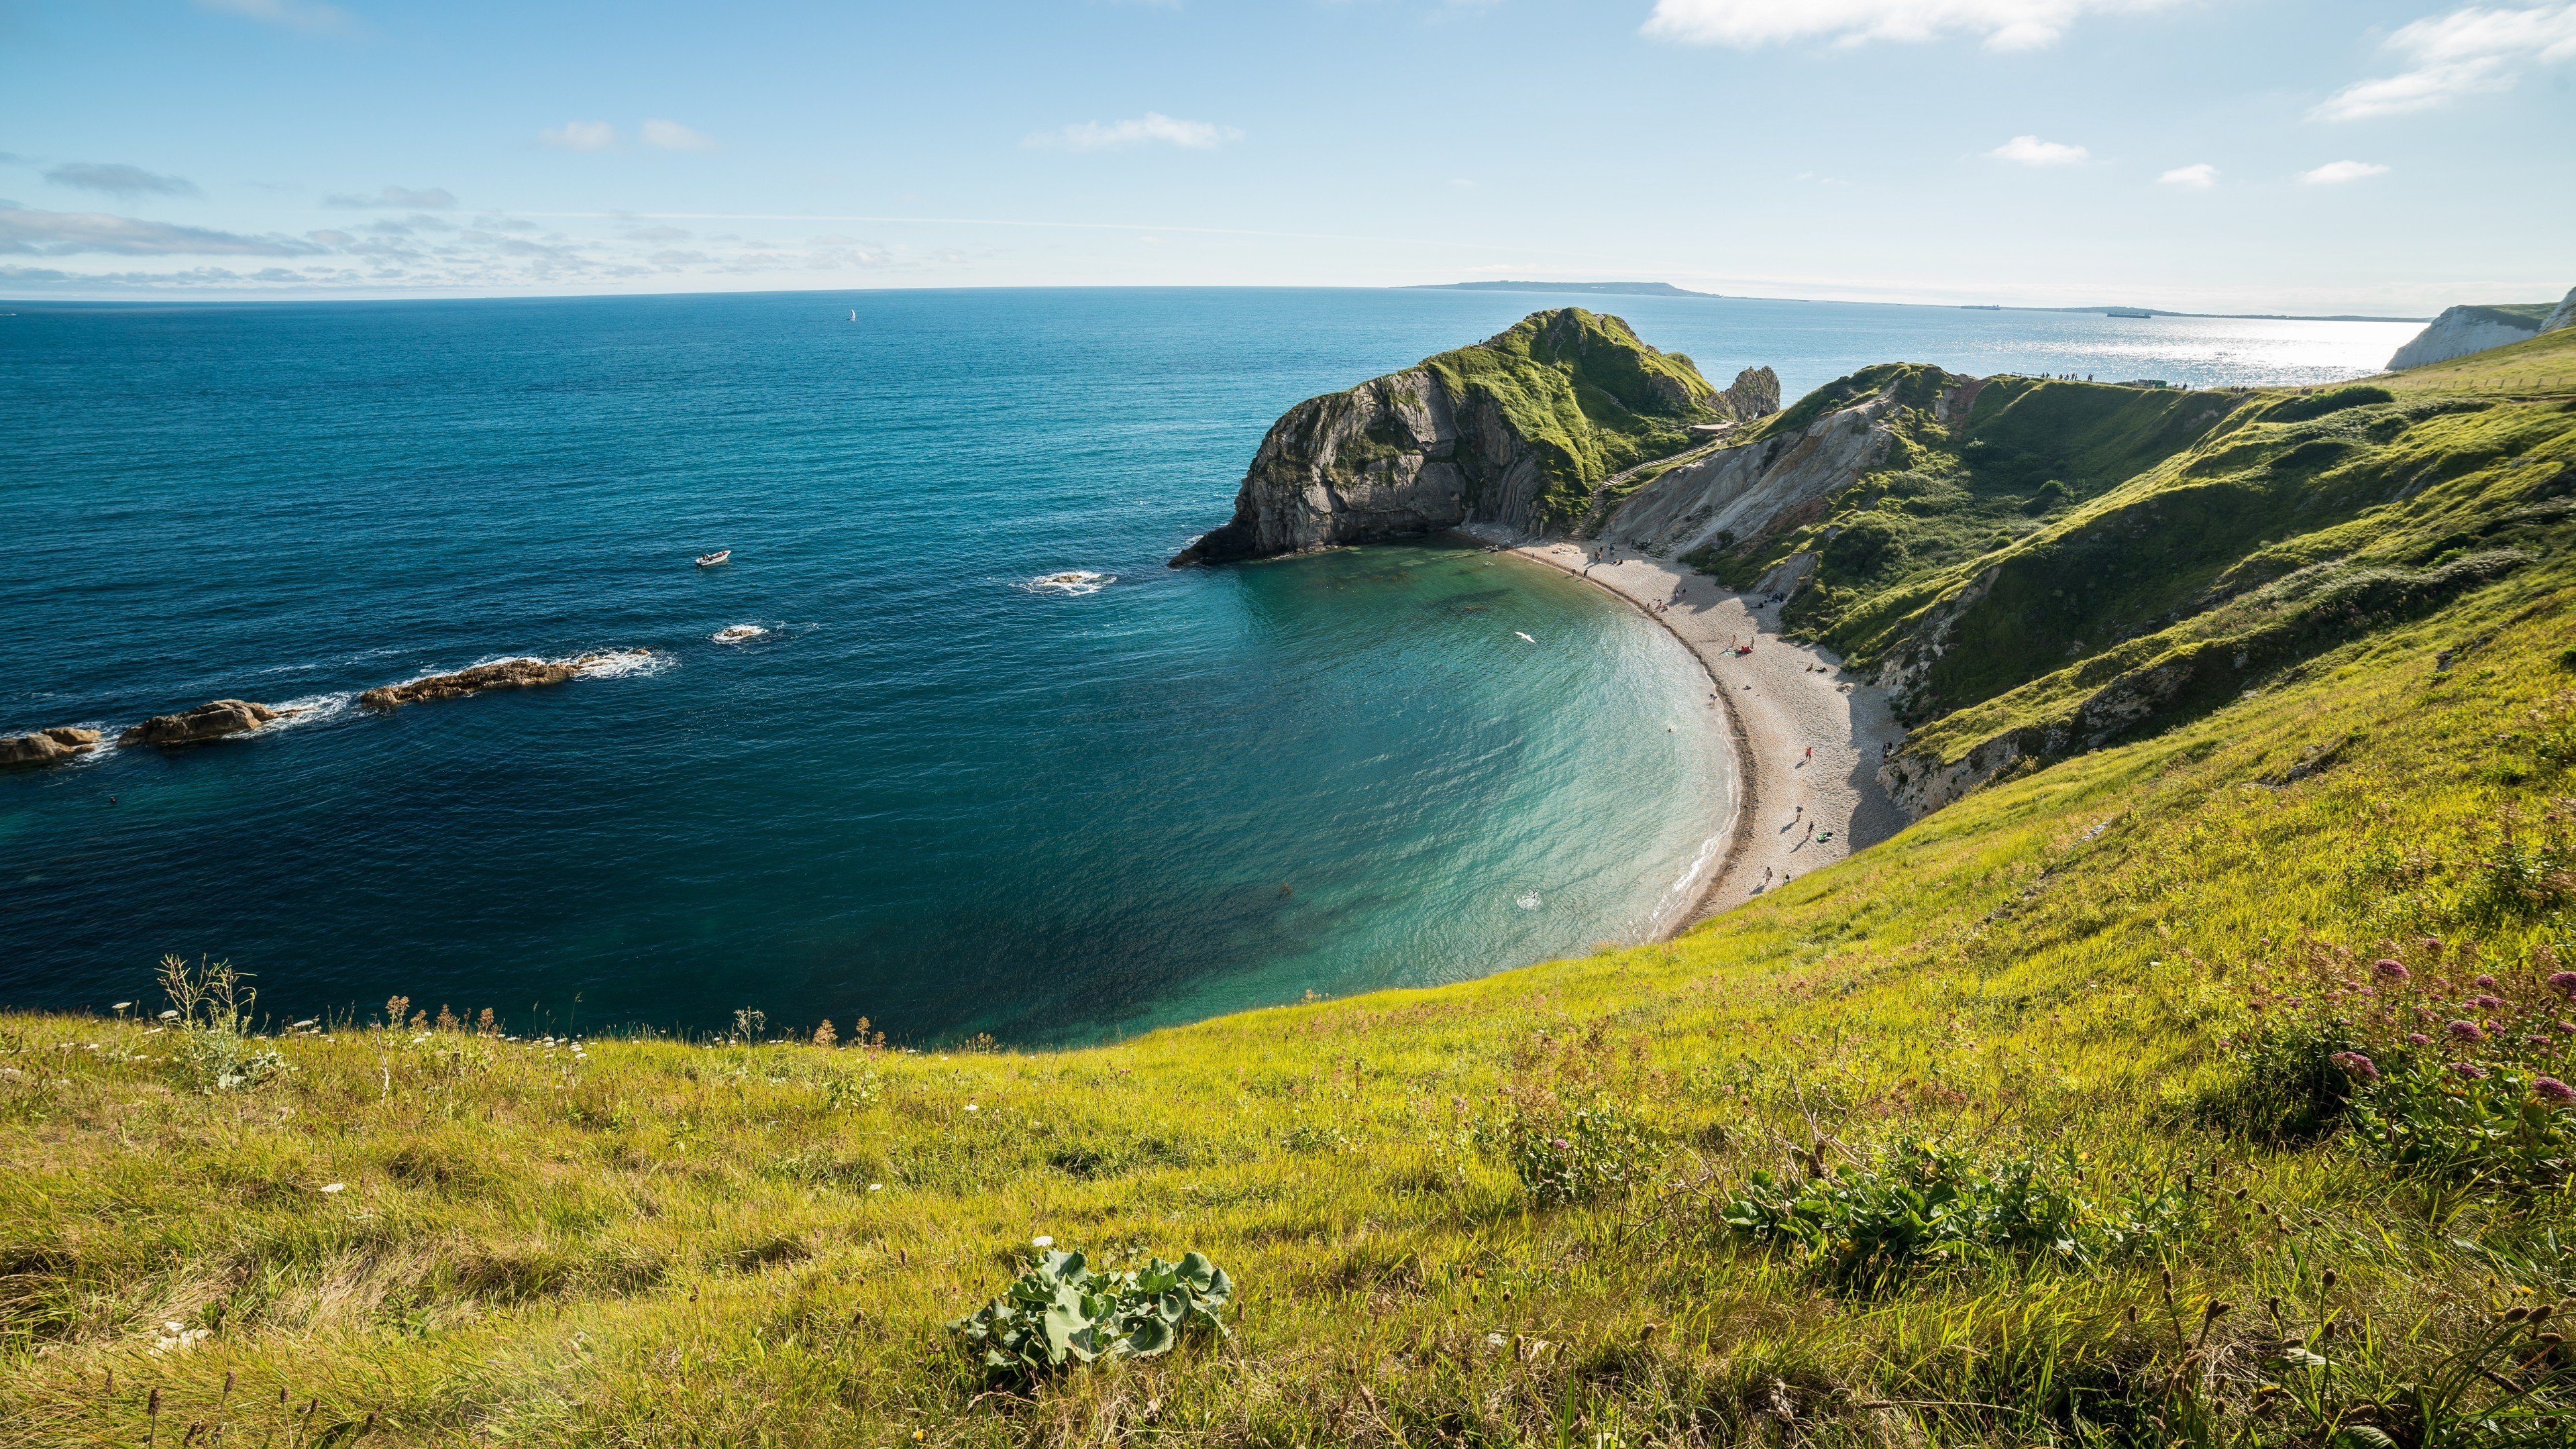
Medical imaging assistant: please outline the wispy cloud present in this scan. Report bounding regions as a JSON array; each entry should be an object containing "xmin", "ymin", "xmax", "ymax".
[
  {"xmin": 192, "ymin": 0, "xmax": 350, "ymax": 34},
  {"xmin": 44, "ymin": 163, "xmax": 201, "ymax": 198},
  {"xmin": 2157, "ymin": 162, "xmax": 2218, "ymax": 188},
  {"xmin": 2298, "ymin": 160, "xmax": 2391, "ymax": 184},
  {"xmin": 641, "ymin": 120, "xmax": 720, "ymax": 154},
  {"xmin": 325, "ymin": 185, "xmax": 458, "ymax": 209},
  {"xmin": 0, "ymin": 201, "xmax": 324, "ymax": 256},
  {"xmin": 1644, "ymin": 0, "xmax": 2176, "ymax": 51},
  {"xmin": 541, "ymin": 121, "xmax": 620, "ymax": 152},
  {"xmin": 2312, "ymin": 3, "xmax": 2576, "ymax": 121},
  {"xmin": 1990, "ymin": 134, "xmax": 2089, "ymax": 166},
  {"xmin": 1026, "ymin": 112, "xmax": 1241, "ymax": 151}
]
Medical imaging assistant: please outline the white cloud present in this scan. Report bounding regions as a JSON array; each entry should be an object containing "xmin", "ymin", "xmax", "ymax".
[
  {"xmin": 193, "ymin": 0, "xmax": 348, "ymax": 32},
  {"xmin": 1990, "ymin": 134, "xmax": 2089, "ymax": 166},
  {"xmin": 44, "ymin": 163, "xmax": 201, "ymax": 198},
  {"xmin": 2312, "ymin": 3, "xmax": 2576, "ymax": 121},
  {"xmin": 2157, "ymin": 162, "xmax": 2218, "ymax": 187},
  {"xmin": 1643, "ymin": 0, "xmax": 2176, "ymax": 51},
  {"xmin": 0, "ymin": 201, "xmax": 325, "ymax": 256},
  {"xmin": 641, "ymin": 120, "xmax": 720, "ymax": 154},
  {"xmin": 1026, "ymin": 113, "xmax": 1242, "ymax": 152},
  {"xmin": 2298, "ymin": 160, "xmax": 2391, "ymax": 184},
  {"xmin": 541, "ymin": 121, "xmax": 620, "ymax": 152}
]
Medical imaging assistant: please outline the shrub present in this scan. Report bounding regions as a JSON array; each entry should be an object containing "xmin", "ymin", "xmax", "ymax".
[
  {"xmin": 948, "ymin": 1248, "xmax": 1232, "ymax": 1381},
  {"xmin": 1719, "ymin": 1139, "xmax": 2190, "ymax": 1289},
  {"xmin": 156, "ymin": 955, "xmax": 284, "ymax": 1093}
]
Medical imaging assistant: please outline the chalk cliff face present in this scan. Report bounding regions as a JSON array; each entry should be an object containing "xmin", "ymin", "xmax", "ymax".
[
  {"xmin": 2387, "ymin": 303, "xmax": 2547, "ymax": 369},
  {"xmin": 2544, "ymin": 286, "xmax": 2576, "ymax": 335},
  {"xmin": 1599, "ymin": 366, "xmax": 1982, "ymax": 562},
  {"xmin": 1171, "ymin": 309, "xmax": 1776, "ymax": 565}
]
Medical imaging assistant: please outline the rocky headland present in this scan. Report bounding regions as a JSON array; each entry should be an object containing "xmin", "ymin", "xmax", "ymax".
[
  {"xmin": 1169, "ymin": 309, "xmax": 1778, "ymax": 565},
  {"xmin": 117, "ymin": 700, "xmax": 292, "ymax": 748}
]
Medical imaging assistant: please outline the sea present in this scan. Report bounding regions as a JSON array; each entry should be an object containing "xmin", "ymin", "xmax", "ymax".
[{"xmin": 0, "ymin": 288, "xmax": 2418, "ymax": 1042}]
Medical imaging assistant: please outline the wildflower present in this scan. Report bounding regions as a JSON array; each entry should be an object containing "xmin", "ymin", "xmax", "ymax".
[
  {"xmin": 320, "ymin": 1182, "xmax": 345, "ymax": 1194},
  {"xmin": 2475, "ymin": 974, "xmax": 2499, "ymax": 989},
  {"xmin": 2421, "ymin": 936, "xmax": 2445, "ymax": 956},
  {"xmin": 2329, "ymin": 1052, "xmax": 2380, "ymax": 1083},
  {"xmin": 2447, "ymin": 1020, "xmax": 2487, "ymax": 1042},
  {"xmin": 2452, "ymin": 1063, "xmax": 2489, "ymax": 1081},
  {"xmin": 2534, "ymin": 1077, "xmax": 2575, "ymax": 1106},
  {"xmin": 963, "ymin": 1103, "xmax": 979, "ymax": 1113},
  {"xmin": 1551, "ymin": 1137, "xmax": 1572, "ymax": 1150},
  {"xmin": 2559, "ymin": 1021, "xmax": 2576, "ymax": 1035},
  {"xmin": 1032, "ymin": 1235, "xmax": 1054, "ymax": 1248},
  {"xmin": 2373, "ymin": 959, "xmax": 2410, "ymax": 981},
  {"xmin": 2284, "ymin": 997, "xmax": 2304, "ymax": 1008},
  {"xmin": 2549, "ymin": 971, "xmax": 2576, "ymax": 1000},
  {"xmin": 2407, "ymin": 1032, "xmax": 2431, "ymax": 1045},
  {"xmin": 867, "ymin": 1183, "xmax": 883, "ymax": 1192}
]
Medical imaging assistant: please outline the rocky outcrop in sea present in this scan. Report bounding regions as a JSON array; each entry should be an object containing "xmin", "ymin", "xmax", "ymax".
[
  {"xmin": 1, "ymin": 727, "xmax": 103, "ymax": 767},
  {"xmin": 360, "ymin": 653, "xmax": 643, "ymax": 710},
  {"xmin": 118, "ymin": 700, "xmax": 288, "ymax": 747},
  {"xmin": 1172, "ymin": 309, "xmax": 1778, "ymax": 565}
]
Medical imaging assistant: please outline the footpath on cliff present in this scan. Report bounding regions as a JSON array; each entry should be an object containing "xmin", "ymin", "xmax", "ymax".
[{"xmin": 1491, "ymin": 535, "xmax": 1912, "ymax": 924}]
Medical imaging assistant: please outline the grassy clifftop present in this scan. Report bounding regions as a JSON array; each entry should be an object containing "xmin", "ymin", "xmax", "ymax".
[
  {"xmin": 7, "ymin": 338, "xmax": 2576, "ymax": 1448},
  {"xmin": 1421, "ymin": 309, "xmax": 1718, "ymax": 531}
]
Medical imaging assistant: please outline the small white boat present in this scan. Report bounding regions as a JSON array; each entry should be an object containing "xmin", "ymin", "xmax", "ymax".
[
  {"xmin": 696, "ymin": 549, "xmax": 731, "ymax": 567},
  {"xmin": 848, "ymin": 310, "xmax": 857, "ymax": 323}
]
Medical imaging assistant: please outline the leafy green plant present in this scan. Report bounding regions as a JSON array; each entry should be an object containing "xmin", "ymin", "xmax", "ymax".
[
  {"xmin": 2349, "ymin": 1059, "xmax": 2576, "ymax": 1193},
  {"xmin": 1481, "ymin": 1094, "xmax": 1661, "ymax": 1208},
  {"xmin": 1721, "ymin": 1139, "xmax": 2190, "ymax": 1289},
  {"xmin": 948, "ymin": 1248, "xmax": 1232, "ymax": 1381}
]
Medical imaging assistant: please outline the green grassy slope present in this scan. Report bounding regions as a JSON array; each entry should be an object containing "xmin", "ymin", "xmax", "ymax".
[
  {"xmin": 7, "ymin": 341, "xmax": 2576, "ymax": 1449},
  {"xmin": 1421, "ymin": 309, "xmax": 1717, "ymax": 531}
]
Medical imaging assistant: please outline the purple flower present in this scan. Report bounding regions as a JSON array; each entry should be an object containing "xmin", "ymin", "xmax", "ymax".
[
  {"xmin": 2558, "ymin": 1020, "xmax": 2576, "ymax": 1036},
  {"xmin": 2474, "ymin": 974, "xmax": 2498, "ymax": 989},
  {"xmin": 1550, "ymin": 1138, "xmax": 1571, "ymax": 1151},
  {"xmin": 2471, "ymin": 994, "xmax": 2505, "ymax": 1010},
  {"xmin": 2447, "ymin": 1020, "xmax": 2487, "ymax": 1043},
  {"xmin": 2535, "ymin": 1077, "xmax": 2575, "ymax": 1106},
  {"xmin": 2549, "ymin": 971, "xmax": 2576, "ymax": 1000},
  {"xmin": 2407, "ymin": 1032, "xmax": 2432, "ymax": 1046},
  {"xmin": 2330, "ymin": 1051, "xmax": 2381, "ymax": 1083},
  {"xmin": 2374, "ymin": 959, "xmax": 2410, "ymax": 981},
  {"xmin": 2451, "ymin": 1063, "xmax": 2489, "ymax": 1081}
]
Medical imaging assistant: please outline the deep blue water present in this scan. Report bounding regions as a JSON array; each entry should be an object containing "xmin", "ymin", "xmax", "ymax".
[{"xmin": 0, "ymin": 288, "xmax": 2410, "ymax": 1041}]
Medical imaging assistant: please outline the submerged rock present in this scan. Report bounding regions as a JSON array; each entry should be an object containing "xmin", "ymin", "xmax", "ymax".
[
  {"xmin": 1172, "ymin": 309, "xmax": 1778, "ymax": 565},
  {"xmin": 0, "ymin": 726, "xmax": 103, "ymax": 767},
  {"xmin": 117, "ymin": 700, "xmax": 285, "ymax": 747},
  {"xmin": 360, "ymin": 653, "xmax": 640, "ymax": 710}
]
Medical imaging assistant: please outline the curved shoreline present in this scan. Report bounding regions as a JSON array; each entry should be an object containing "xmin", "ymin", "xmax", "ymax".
[{"xmin": 1472, "ymin": 530, "xmax": 1911, "ymax": 930}]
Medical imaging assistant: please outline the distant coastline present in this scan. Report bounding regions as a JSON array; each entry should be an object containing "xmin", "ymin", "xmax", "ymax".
[{"xmin": 1403, "ymin": 280, "xmax": 2426, "ymax": 324}]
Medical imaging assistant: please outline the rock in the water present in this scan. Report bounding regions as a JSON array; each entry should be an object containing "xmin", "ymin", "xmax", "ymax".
[
  {"xmin": 1171, "ymin": 309, "xmax": 1775, "ymax": 566},
  {"xmin": 0, "ymin": 726, "xmax": 102, "ymax": 767},
  {"xmin": 359, "ymin": 653, "xmax": 639, "ymax": 710},
  {"xmin": 117, "ymin": 700, "xmax": 284, "ymax": 747}
]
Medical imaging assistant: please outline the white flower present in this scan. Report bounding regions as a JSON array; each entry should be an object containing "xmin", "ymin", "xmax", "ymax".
[
  {"xmin": 963, "ymin": 1103, "xmax": 979, "ymax": 1112},
  {"xmin": 158, "ymin": 1010, "xmax": 178, "ymax": 1020},
  {"xmin": 321, "ymin": 1182, "xmax": 345, "ymax": 1194},
  {"xmin": 867, "ymin": 1183, "xmax": 884, "ymax": 1192},
  {"xmin": 1032, "ymin": 1235, "xmax": 1054, "ymax": 1248}
]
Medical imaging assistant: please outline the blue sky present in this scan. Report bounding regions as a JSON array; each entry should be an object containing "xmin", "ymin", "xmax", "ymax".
[{"xmin": 2, "ymin": 0, "xmax": 2569, "ymax": 311}]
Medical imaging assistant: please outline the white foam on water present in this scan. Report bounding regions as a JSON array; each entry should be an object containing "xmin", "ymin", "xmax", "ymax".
[
  {"xmin": 1515, "ymin": 892, "xmax": 1542, "ymax": 912},
  {"xmin": 711, "ymin": 624, "xmax": 771, "ymax": 644},
  {"xmin": 569, "ymin": 647, "xmax": 665, "ymax": 680},
  {"xmin": 1020, "ymin": 570, "xmax": 1115, "ymax": 597},
  {"xmin": 263, "ymin": 692, "xmax": 358, "ymax": 733},
  {"xmin": 1646, "ymin": 829, "xmax": 1728, "ymax": 937}
]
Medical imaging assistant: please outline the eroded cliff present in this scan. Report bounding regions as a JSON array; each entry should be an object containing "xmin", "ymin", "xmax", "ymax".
[{"xmin": 1171, "ymin": 309, "xmax": 1776, "ymax": 565}]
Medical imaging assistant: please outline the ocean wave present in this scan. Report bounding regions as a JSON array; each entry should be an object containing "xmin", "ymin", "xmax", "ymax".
[
  {"xmin": 568, "ymin": 648, "xmax": 665, "ymax": 680},
  {"xmin": 711, "ymin": 624, "xmax": 771, "ymax": 644},
  {"xmin": 1020, "ymin": 570, "xmax": 1116, "ymax": 597},
  {"xmin": 264, "ymin": 692, "xmax": 358, "ymax": 732}
]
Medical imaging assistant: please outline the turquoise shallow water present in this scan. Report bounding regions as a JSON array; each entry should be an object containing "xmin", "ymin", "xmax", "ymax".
[{"xmin": 0, "ymin": 288, "xmax": 2408, "ymax": 1040}]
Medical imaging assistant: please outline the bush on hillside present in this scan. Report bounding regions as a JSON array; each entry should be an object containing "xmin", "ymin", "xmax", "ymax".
[
  {"xmin": 156, "ymin": 953, "xmax": 284, "ymax": 1093},
  {"xmin": 1719, "ymin": 1138, "xmax": 2191, "ymax": 1290}
]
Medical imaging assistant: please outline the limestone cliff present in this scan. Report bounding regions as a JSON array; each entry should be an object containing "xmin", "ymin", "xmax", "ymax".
[
  {"xmin": 1171, "ymin": 310, "xmax": 1776, "ymax": 565},
  {"xmin": 2386, "ymin": 301, "xmax": 2555, "ymax": 369},
  {"xmin": 2544, "ymin": 285, "xmax": 2576, "ymax": 335}
]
